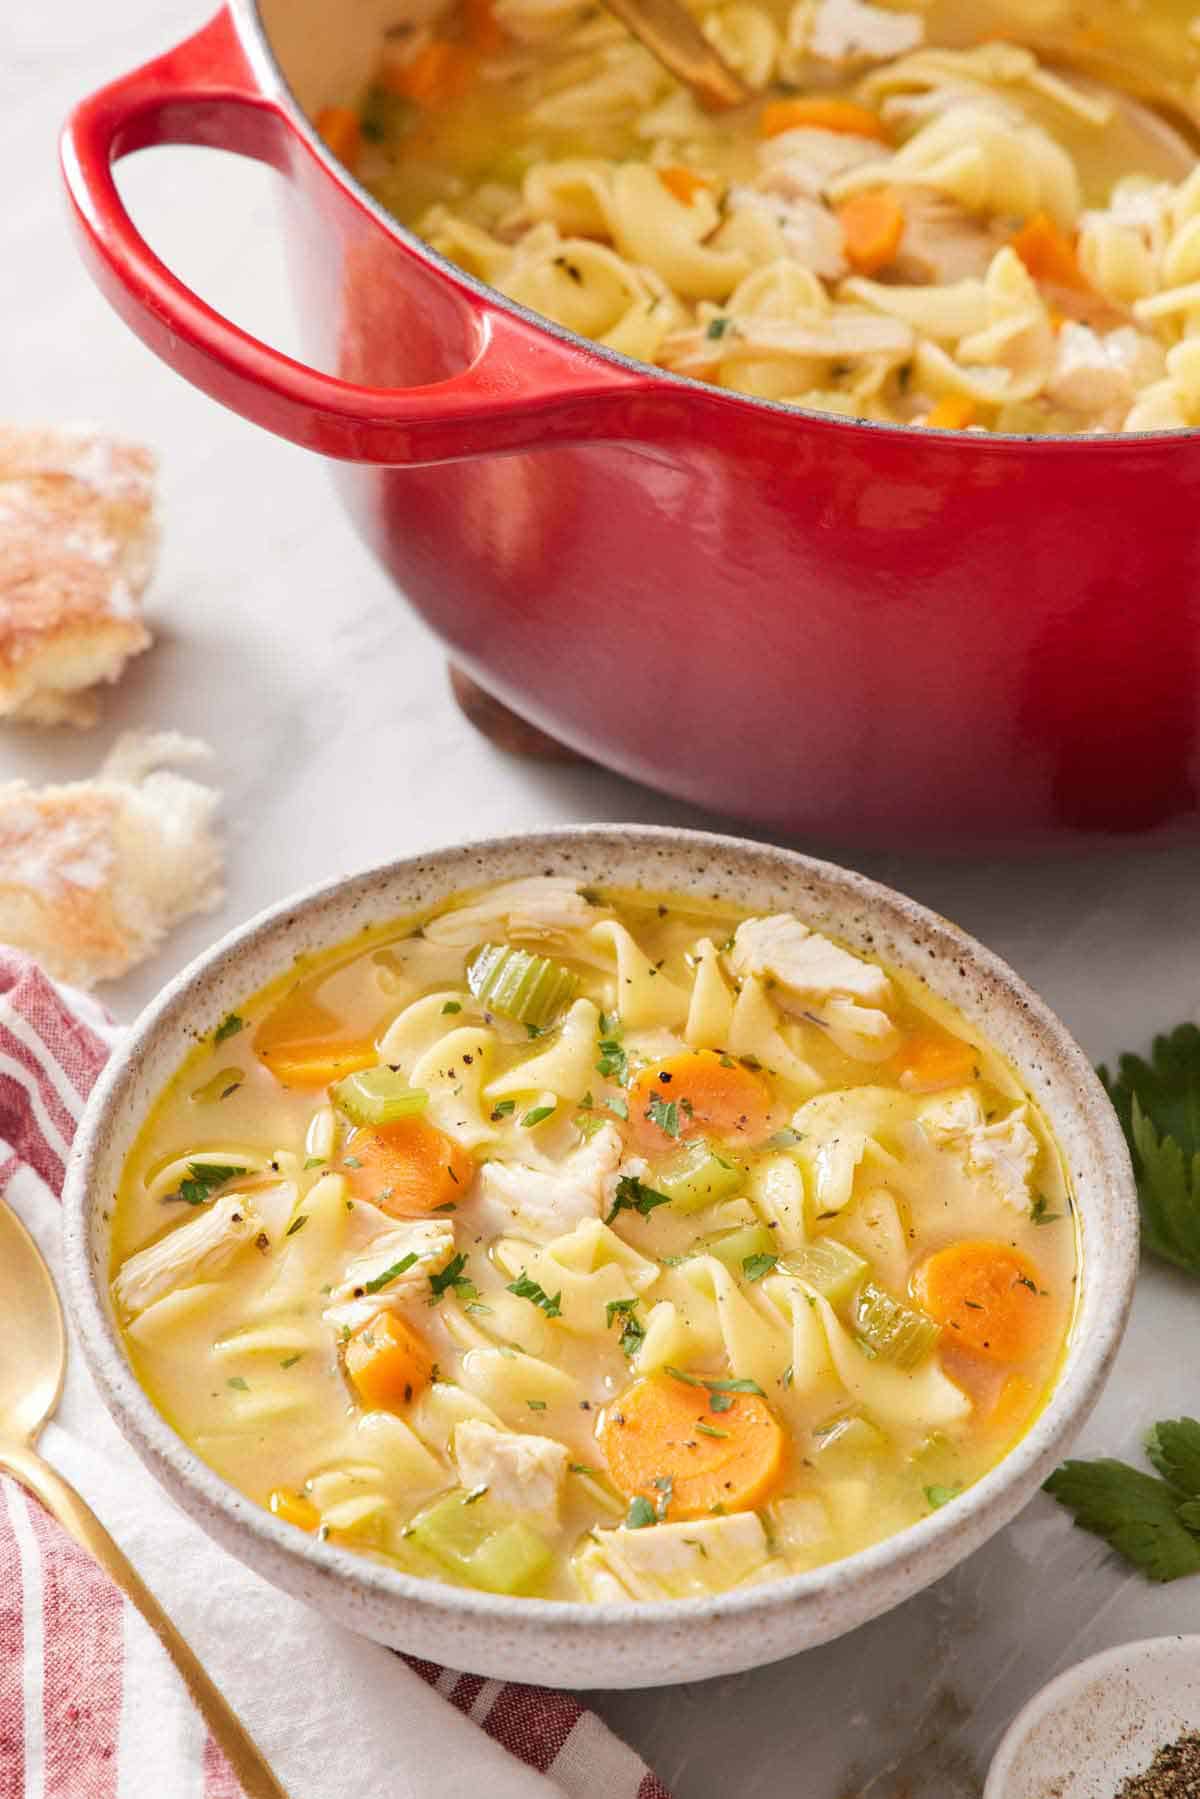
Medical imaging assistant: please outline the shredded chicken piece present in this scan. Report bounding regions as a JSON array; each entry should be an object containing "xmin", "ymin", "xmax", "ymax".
[
  {"xmin": 422, "ymin": 876, "xmax": 603, "ymax": 948},
  {"xmin": 113, "ymin": 1194, "xmax": 259, "ymax": 1318},
  {"xmin": 729, "ymin": 913, "xmax": 893, "ymax": 1009},
  {"xmin": 475, "ymin": 1122, "xmax": 625, "ymax": 1238},
  {"xmin": 888, "ymin": 188, "xmax": 1009, "ymax": 285},
  {"xmin": 324, "ymin": 1220, "xmax": 456, "ymax": 1333},
  {"xmin": 805, "ymin": 0, "xmax": 923, "ymax": 63},
  {"xmin": 454, "ymin": 1419, "xmax": 567, "ymax": 1523},
  {"xmin": 575, "ymin": 1512, "xmax": 785, "ymax": 1601}
]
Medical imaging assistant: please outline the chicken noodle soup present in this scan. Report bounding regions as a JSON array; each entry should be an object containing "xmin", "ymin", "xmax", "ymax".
[
  {"xmin": 112, "ymin": 880, "xmax": 1077, "ymax": 1603},
  {"xmin": 328, "ymin": 0, "xmax": 1200, "ymax": 432}
]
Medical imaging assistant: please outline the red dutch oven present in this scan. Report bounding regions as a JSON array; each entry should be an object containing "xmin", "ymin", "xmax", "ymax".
[{"xmin": 61, "ymin": 5, "xmax": 1200, "ymax": 847}]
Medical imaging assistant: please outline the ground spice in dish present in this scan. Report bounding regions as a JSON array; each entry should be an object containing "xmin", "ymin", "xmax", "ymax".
[{"xmin": 1114, "ymin": 1730, "xmax": 1200, "ymax": 1796}]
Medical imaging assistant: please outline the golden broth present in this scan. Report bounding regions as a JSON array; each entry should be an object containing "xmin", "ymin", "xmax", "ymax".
[{"xmin": 113, "ymin": 880, "xmax": 1077, "ymax": 1603}]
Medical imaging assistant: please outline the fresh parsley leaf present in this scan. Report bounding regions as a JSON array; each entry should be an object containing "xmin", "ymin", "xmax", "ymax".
[
  {"xmin": 363, "ymin": 1252, "xmax": 418, "ymax": 1295},
  {"xmin": 569, "ymin": 1463, "xmax": 600, "ymax": 1477},
  {"xmin": 522, "ymin": 1103, "xmax": 557, "ymax": 1128},
  {"xmin": 441, "ymin": 1000, "xmax": 462, "ymax": 1014},
  {"xmin": 214, "ymin": 1013, "xmax": 245, "ymax": 1044},
  {"xmin": 1029, "ymin": 1193, "xmax": 1061, "ymax": 1226},
  {"xmin": 575, "ymin": 1111, "xmax": 606, "ymax": 1141},
  {"xmin": 507, "ymin": 1273, "xmax": 563, "ymax": 1318},
  {"xmin": 1145, "ymin": 1418, "xmax": 1200, "ymax": 1496},
  {"xmin": 708, "ymin": 1391, "xmax": 735, "ymax": 1413},
  {"xmin": 605, "ymin": 1095, "xmax": 630, "ymax": 1121},
  {"xmin": 742, "ymin": 1252, "xmax": 778, "ymax": 1283},
  {"xmin": 706, "ymin": 316, "xmax": 731, "ymax": 340},
  {"xmin": 226, "ymin": 1376, "xmax": 249, "ymax": 1391},
  {"xmin": 596, "ymin": 1038, "xmax": 628, "ymax": 1085},
  {"xmin": 1100, "ymin": 1024, "xmax": 1200, "ymax": 1273},
  {"xmin": 924, "ymin": 1483, "xmax": 961, "ymax": 1510},
  {"xmin": 491, "ymin": 1100, "xmax": 516, "ymax": 1120},
  {"xmin": 626, "ymin": 1496, "xmax": 656, "ymax": 1529},
  {"xmin": 429, "ymin": 1253, "xmax": 477, "ymax": 1304},
  {"xmin": 1044, "ymin": 1454, "xmax": 1200, "ymax": 1582},
  {"xmin": 303, "ymin": 1156, "xmax": 326, "ymax": 1170},
  {"xmin": 605, "ymin": 1175, "xmax": 672, "ymax": 1225},
  {"xmin": 645, "ymin": 1094, "xmax": 679, "ymax": 1137},
  {"xmin": 696, "ymin": 1421, "xmax": 729, "ymax": 1439},
  {"xmin": 605, "ymin": 1297, "xmax": 645, "ymax": 1357},
  {"xmin": 280, "ymin": 1353, "xmax": 304, "ymax": 1369},
  {"xmin": 527, "ymin": 1399, "xmax": 547, "ymax": 1411},
  {"xmin": 285, "ymin": 1214, "xmax": 308, "ymax": 1236},
  {"xmin": 166, "ymin": 1161, "xmax": 247, "ymax": 1206},
  {"xmin": 704, "ymin": 1376, "xmax": 765, "ymax": 1396}
]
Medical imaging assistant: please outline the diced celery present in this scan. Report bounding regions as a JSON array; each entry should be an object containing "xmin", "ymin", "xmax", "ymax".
[
  {"xmin": 783, "ymin": 1237, "xmax": 868, "ymax": 1305},
  {"xmin": 467, "ymin": 943, "xmax": 578, "ymax": 1029},
  {"xmin": 330, "ymin": 1067, "xmax": 428, "ymax": 1128},
  {"xmin": 407, "ymin": 1491, "xmax": 552, "ymax": 1595},
  {"xmin": 465, "ymin": 1521, "xmax": 553, "ymax": 1595},
  {"xmin": 811, "ymin": 1414, "xmax": 888, "ymax": 1466},
  {"xmin": 701, "ymin": 1222, "xmax": 778, "ymax": 1275},
  {"xmin": 655, "ymin": 1139, "xmax": 744, "ymax": 1214},
  {"xmin": 854, "ymin": 1281, "xmax": 940, "ymax": 1369}
]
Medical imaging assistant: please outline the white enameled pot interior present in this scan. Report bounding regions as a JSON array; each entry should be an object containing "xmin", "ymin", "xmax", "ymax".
[{"xmin": 62, "ymin": 828, "xmax": 1137, "ymax": 1688}]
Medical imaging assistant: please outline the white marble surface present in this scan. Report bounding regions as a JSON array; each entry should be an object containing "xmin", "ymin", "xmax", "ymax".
[{"xmin": 8, "ymin": 3, "xmax": 1200, "ymax": 1793}]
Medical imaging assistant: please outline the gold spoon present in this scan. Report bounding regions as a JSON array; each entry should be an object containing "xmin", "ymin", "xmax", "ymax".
[
  {"xmin": 601, "ymin": 0, "xmax": 1200, "ymax": 155},
  {"xmin": 0, "ymin": 1200, "xmax": 292, "ymax": 1799}
]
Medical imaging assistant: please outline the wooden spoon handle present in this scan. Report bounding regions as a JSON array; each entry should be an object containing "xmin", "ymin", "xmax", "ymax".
[{"xmin": 0, "ymin": 1439, "xmax": 292, "ymax": 1799}]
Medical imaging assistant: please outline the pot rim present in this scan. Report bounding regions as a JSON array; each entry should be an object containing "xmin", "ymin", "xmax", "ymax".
[
  {"xmin": 63, "ymin": 823, "xmax": 1137, "ymax": 1644},
  {"xmin": 233, "ymin": 0, "xmax": 1198, "ymax": 451}
]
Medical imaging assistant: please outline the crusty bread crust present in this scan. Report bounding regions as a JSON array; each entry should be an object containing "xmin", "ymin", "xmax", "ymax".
[
  {"xmin": 0, "ymin": 424, "xmax": 157, "ymax": 725},
  {"xmin": 0, "ymin": 733, "xmax": 224, "ymax": 986}
]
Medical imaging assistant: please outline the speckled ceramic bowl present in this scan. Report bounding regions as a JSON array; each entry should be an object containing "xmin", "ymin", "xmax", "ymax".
[
  {"xmin": 985, "ymin": 1637, "xmax": 1200, "ymax": 1797},
  {"xmin": 62, "ymin": 827, "xmax": 1138, "ymax": 1689}
]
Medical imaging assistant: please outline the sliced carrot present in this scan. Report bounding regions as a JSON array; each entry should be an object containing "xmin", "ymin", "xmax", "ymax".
[
  {"xmin": 341, "ymin": 1115, "xmax": 476, "ymax": 1213},
  {"xmin": 924, "ymin": 393, "xmax": 977, "ymax": 431},
  {"xmin": 269, "ymin": 1488, "xmax": 320, "ymax": 1532},
  {"xmin": 1010, "ymin": 211, "xmax": 1090, "ymax": 293},
  {"xmin": 344, "ymin": 1312, "xmax": 435, "ymax": 1410},
  {"xmin": 315, "ymin": 106, "xmax": 362, "ymax": 170},
  {"xmin": 912, "ymin": 1241, "xmax": 1046, "ymax": 1363},
  {"xmin": 658, "ymin": 165, "xmax": 709, "ymax": 206},
  {"xmin": 599, "ymin": 1373, "xmax": 785, "ymax": 1519},
  {"xmin": 464, "ymin": 0, "xmax": 506, "ymax": 53},
  {"xmin": 628, "ymin": 1049, "xmax": 773, "ymax": 1154},
  {"xmin": 759, "ymin": 98, "xmax": 888, "ymax": 141},
  {"xmin": 256, "ymin": 1038, "xmax": 378, "ymax": 1090},
  {"xmin": 894, "ymin": 1029, "xmax": 979, "ymax": 1093},
  {"xmin": 837, "ymin": 188, "xmax": 905, "ymax": 274},
  {"xmin": 384, "ymin": 40, "xmax": 477, "ymax": 107}
]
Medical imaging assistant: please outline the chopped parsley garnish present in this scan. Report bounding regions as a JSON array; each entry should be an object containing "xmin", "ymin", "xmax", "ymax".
[
  {"xmin": 646, "ymin": 1094, "xmax": 680, "ymax": 1137},
  {"xmin": 1029, "ymin": 1193, "xmax": 1061, "ymax": 1226},
  {"xmin": 280, "ymin": 1353, "xmax": 304, "ymax": 1369},
  {"xmin": 522, "ymin": 1103, "xmax": 557, "ymax": 1128},
  {"xmin": 165, "ymin": 1161, "xmax": 247, "ymax": 1206},
  {"xmin": 506, "ymin": 1272, "xmax": 563, "ymax": 1318},
  {"xmin": 569, "ymin": 1463, "xmax": 600, "ymax": 1477},
  {"xmin": 285, "ymin": 1214, "xmax": 308, "ymax": 1236},
  {"xmin": 706, "ymin": 316, "xmax": 731, "ymax": 340},
  {"xmin": 605, "ymin": 1297, "xmax": 645, "ymax": 1357},
  {"xmin": 527, "ymin": 1399, "xmax": 547, "ymax": 1411},
  {"xmin": 490, "ymin": 1100, "xmax": 517, "ymax": 1120},
  {"xmin": 596, "ymin": 1038, "xmax": 629, "ymax": 1085},
  {"xmin": 428, "ymin": 1253, "xmax": 477, "ymax": 1304},
  {"xmin": 363, "ymin": 1252, "xmax": 418, "ymax": 1295},
  {"xmin": 226, "ymin": 1376, "xmax": 249, "ymax": 1391},
  {"xmin": 696, "ymin": 1421, "xmax": 729, "ymax": 1439},
  {"xmin": 214, "ymin": 1013, "xmax": 245, "ymax": 1044},
  {"xmin": 605, "ymin": 1095, "xmax": 630, "ymax": 1121},
  {"xmin": 924, "ymin": 1483, "xmax": 962, "ymax": 1510},
  {"xmin": 1101, "ymin": 1023, "xmax": 1200, "ymax": 1274},
  {"xmin": 441, "ymin": 1001, "xmax": 462, "ymax": 1014},
  {"xmin": 605, "ymin": 1174, "xmax": 673, "ymax": 1225},
  {"xmin": 663, "ymin": 1367, "xmax": 763, "ymax": 1412},
  {"xmin": 625, "ymin": 1496, "xmax": 656, "ymax": 1529},
  {"xmin": 742, "ymin": 1252, "xmax": 778, "ymax": 1283},
  {"xmin": 1045, "ymin": 1418, "xmax": 1200, "ymax": 1582},
  {"xmin": 303, "ymin": 1156, "xmax": 326, "ymax": 1170}
]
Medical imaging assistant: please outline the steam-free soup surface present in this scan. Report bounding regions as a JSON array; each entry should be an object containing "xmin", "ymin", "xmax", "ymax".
[
  {"xmin": 327, "ymin": 0, "xmax": 1200, "ymax": 433},
  {"xmin": 113, "ymin": 879, "xmax": 1076, "ymax": 1603}
]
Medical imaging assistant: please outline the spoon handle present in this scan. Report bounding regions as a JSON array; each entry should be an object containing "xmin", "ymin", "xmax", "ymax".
[{"xmin": 0, "ymin": 1439, "xmax": 292, "ymax": 1799}]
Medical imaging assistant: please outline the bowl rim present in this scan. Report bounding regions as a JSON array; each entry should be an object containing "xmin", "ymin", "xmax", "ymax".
[
  {"xmin": 62, "ymin": 823, "xmax": 1138, "ymax": 1639},
  {"xmin": 235, "ymin": 0, "xmax": 1200, "ymax": 451}
]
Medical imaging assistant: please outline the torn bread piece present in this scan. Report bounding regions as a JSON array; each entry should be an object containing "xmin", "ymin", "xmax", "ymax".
[
  {"xmin": 0, "ymin": 732, "xmax": 223, "ymax": 986},
  {"xmin": 0, "ymin": 424, "xmax": 158, "ymax": 725}
]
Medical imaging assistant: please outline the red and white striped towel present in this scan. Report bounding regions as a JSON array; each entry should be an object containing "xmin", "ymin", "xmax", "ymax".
[{"xmin": 0, "ymin": 951, "xmax": 672, "ymax": 1799}]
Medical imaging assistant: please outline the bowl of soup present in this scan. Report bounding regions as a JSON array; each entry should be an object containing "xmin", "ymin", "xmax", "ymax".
[
  {"xmin": 62, "ymin": 826, "xmax": 1136, "ymax": 1686},
  {"xmin": 61, "ymin": 0, "xmax": 1200, "ymax": 847}
]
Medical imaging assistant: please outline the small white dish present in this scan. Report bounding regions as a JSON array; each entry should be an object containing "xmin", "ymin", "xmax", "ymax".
[{"xmin": 985, "ymin": 1636, "xmax": 1200, "ymax": 1798}]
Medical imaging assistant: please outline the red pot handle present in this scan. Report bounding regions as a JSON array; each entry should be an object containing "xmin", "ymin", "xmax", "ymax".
[{"xmin": 60, "ymin": 7, "xmax": 651, "ymax": 465}]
